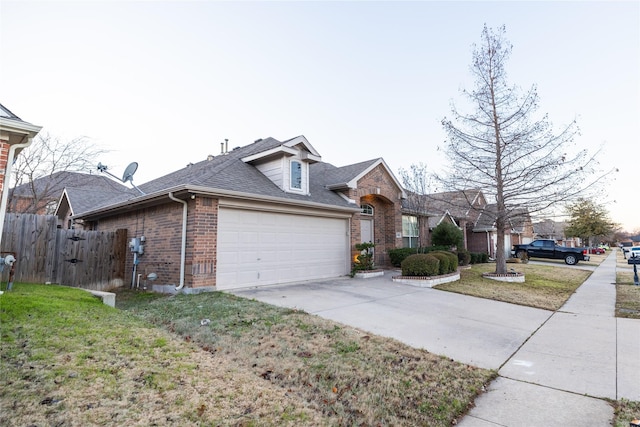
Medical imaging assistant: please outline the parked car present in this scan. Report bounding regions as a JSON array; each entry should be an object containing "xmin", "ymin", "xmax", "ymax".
[
  {"xmin": 598, "ymin": 244, "xmax": 610, "ymax": 251},
  {"xmin": 625, "ymin": 246, "xmax": 640, "ymax": 259},
  {"xmin": 588, "ymin": 247, "xmax": 605, "ymax": 255},
  {"xmin": 512, "ymin": 239, "xmax": 590, "ymax": 265}
]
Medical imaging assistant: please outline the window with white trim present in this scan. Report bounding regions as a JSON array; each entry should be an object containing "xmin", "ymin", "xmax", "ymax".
[
  {"xmin": 402, "ymin": 215, "xmax": 419, "ymax": 248},
  {"xmin": 361, "ymin": 204, "xmax": 374, "ymax": 215},
  {"xmin": 290, "ymin": 160, "xmax": 302, "ymax": 190}
]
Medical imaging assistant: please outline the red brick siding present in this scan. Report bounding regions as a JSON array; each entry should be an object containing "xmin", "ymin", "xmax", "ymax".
[
  {"xmin": 189, "ymin": 197, "xmax": 218, "ymax": 288},
  {"xmin": 91, "ymin": 196, "xmax": 220, "ymax": 289},
  {"xmin": 348, "ymin": 164, "xmax": 403, "ymax": 267},
  {"xmin": 93, "ymin": 200, "xmax": 193, "ymax": 288}
]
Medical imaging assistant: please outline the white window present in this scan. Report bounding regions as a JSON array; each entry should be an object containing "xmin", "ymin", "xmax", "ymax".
[
  {"xmin": 361, "ymin": 204, "xmax": 374, "ymax": 215},
  {"xmin": 402, "ymin": 215, "xmax": 418, "ymax": 248},
  {"xmin": 290, "ymin": 160, "xmax": 302, "ymax": 190}
]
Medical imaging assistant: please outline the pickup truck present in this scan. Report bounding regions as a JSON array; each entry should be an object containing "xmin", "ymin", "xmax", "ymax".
[{"xmin": 511, "ymin": 239, "xmax": 590, "ymax": 265}]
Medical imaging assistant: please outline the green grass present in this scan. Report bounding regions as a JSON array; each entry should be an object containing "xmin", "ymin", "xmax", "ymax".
[
  {"xmin": 1, "ymin": 283, "xmax": 496, "ymax": 426},
  {"xmin": 436, "ymin": 263, "xmax": 591, "ymax": 310}
]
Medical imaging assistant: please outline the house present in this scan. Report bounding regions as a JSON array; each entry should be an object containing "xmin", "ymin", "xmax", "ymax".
[
  {"xmin": 532, "ymin": 219, "xmax": 582, "ymax": 247},
  {"xmin": 10, "ymin": 171, "xmax": 133, "ymax": 227},
  {"xmin": 401, "ymin": 188, "xmax": 534, "ymax": 257},
  {"xmin": 472, "ymin": 205, "xmax": 534, "ymax": 258},
  {"xmin": 74, "ymin": 136, "xmax": 406, "ymax": 292},
  {"xmin": 0, "ymin": 103, "xmax": 42, "ymax": 246}
]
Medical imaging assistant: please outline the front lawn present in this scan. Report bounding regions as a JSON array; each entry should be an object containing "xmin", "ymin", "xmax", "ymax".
[
  {"xmin": 435, "ymin": 263, "xmax": 591, "ymax": 311},
  {"xmin": 1, "ymin": 283, "xmax": 495, "ymax": 426}
]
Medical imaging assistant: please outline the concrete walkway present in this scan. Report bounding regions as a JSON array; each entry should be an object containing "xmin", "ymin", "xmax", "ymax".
[
  {"xmin": 460, "ymin": 249, "xmax": 640, "ymax": 426},
  {"xmin": 229, "ymin": 250, "xmax": 640, "ymax": 426}
]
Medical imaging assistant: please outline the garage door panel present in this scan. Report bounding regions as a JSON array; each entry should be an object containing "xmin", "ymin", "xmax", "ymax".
[{"xmin": 217, "ymin": 208, "xmax": 349, "ymax": 290}]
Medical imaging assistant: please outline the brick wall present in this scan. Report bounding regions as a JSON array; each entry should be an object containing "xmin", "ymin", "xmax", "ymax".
[
  {"xmin": 189, "ymin": 196, "xmax": 218, "ymax": 288},
  {"xmin": 94, "ymin": 200, "xmax": 194, "ymax": 288},
  {"xmin": 90, "ymin": 196, "xmax": 220, "ymax": 289},
  {"xmin": 346, "ymin": 164, "xmax": 404, "ymax": 267}
]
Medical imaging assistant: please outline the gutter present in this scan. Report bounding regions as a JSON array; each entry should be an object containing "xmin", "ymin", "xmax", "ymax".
[
  {"xmin": 0, "ymin": 137, "xmax": 34, "ymax": 244},
  {"xmin": 77, "ymin": 184, "xmax": 361, "ymax": 220},
  {"xmin": 168, "ymin": 192, "xmax": 187, "ymax": 291}
]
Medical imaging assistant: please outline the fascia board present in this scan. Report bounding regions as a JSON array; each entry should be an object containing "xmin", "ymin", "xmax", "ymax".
[
  {"xmin": 283, "ymin": 135, "xmax": 321, "ymax": 157},
  {"xmin": 241, "ymin": 146, "xmax": 297, "ymax": 163},
  {"xmin": 54, "ymin": 188, "xmax": 71, "ymax": 216},
  {"xmin": 76, "ymin": 184, "xmax": 360, "ymax": 220},
  {"xmin": 0, "ymin": 117, "xmax": 43, "ymax": 136}
]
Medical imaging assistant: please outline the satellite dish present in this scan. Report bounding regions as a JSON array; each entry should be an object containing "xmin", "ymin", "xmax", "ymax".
[
  {"xmin": 122, "ymin": 162, "xmax": 138, "ymax": 183},
  {"xmin": 97, "ymin": 160, "xmax": 145, "ymax": 196}
]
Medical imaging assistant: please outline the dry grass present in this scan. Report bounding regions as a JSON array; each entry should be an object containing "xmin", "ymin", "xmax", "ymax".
[
  {"xmin": 435, "ymin": 263, "xmax": 591, "ymax": 311},
  {"xmin": 1, "ymin": 284, "xmax": 495, "ymax": 426},
  {"xmin": 615, "ymin": 250, "xmax": 640, "ymax": 319}
]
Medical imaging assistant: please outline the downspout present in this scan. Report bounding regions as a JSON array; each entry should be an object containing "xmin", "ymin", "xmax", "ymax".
[
  {"xmin": 0, "ymin": 137, "xmax": 34, "ymax": 246},
  {"xmin": 168, "ymin": 192, "xmax": 187, "ymax": 291}
]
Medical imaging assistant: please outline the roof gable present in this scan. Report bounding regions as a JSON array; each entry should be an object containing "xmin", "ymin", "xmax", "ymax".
[{"xmin": 325, "ymin": 158, "xmax": 406, "ymax": 198}]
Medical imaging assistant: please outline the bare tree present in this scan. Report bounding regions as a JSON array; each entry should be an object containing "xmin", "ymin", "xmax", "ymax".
[
  {"xmin": 438, "ymin": 25, "xmax": 603, "ymax": 274},
  {"xmin": 8, "ymin": 132, "xmax": 108, "ymax": 213}
]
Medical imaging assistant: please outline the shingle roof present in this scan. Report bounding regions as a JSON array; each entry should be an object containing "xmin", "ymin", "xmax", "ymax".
[
  {"xmin": 322, "ymin": 159, "xmax": 381, "ymax": 188},
  {"xmin": 65, "ymin": 184, "xmax": 137, "ymax": 214},
  {"xmin": 473, "ymin": 204, "xmax": 531, "ymax": 232},
  {"xmin": 0, "ymin": 103, "xmax": 21, "ymax": 120},
  {"xmin": 12, "ymin": 171, "xmax": 131, "ymax": 199},
  {"xmin": 74, "ymin": 137, "xmax": 361, "ymax": 215}
]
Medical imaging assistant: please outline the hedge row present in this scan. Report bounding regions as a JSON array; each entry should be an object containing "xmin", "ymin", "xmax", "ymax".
[
  {"xmin": 388, "ymin": 247, "xmax": 489, "ymax": 268},
  {"xmin": 401, "ymin": 251, "xmax": 458, "ymax": 277}
]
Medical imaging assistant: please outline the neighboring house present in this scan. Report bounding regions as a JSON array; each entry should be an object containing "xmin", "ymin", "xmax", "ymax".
[
  {"xmin": 74, "ymin": 136, "xmax": 407, "ymax": 291},
  {"xmin": 533, "ymin": 219, "xmax": 582, "ymax": 247},
  {"xmin": 402, "ymin": 188, "xmax": 534, "ymax": 258},
  {"xmin": 473, "ymin": 205, "xmax": 534, "ymax": 259},
  {"xmin": 52, "ymin": 173, "xmax": 135, "ymax": 229},
  {"xmin": 0, "ymin": 103, "xmax": 42, "ymax": 246},
  {"xmin": 10, "ymin": 171, "xmax": 133, "ymax": 227}
]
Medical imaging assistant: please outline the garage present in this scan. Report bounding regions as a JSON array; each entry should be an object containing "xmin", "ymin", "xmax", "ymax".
[{"xmin": 216, "ymin": 207, "xmax": 350, "ymax": 290}]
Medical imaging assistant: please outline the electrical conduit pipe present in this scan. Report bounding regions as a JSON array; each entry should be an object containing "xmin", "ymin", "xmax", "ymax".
[{"xmin": 168, "ymin": 192, "xmax": 187, "ymax": 291}]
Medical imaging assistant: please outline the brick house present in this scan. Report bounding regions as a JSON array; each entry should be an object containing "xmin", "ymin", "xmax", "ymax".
[
  {"xmin": 0, "ymin": 103, "xmax": 42, "ymax": 245},
  {"xmin": 74, "ymin": 136, "xmax": 406, "ymax": 292},
  {"xmin": 401, "ymin": 189, "xmax": 534, "ymax": 258}
]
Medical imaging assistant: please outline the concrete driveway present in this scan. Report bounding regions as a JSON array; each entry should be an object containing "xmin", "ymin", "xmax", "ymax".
[
  {"xmin": 228, "ymin": 270, "xmax": 551, "ymax": 370},
  {"xmin": 229, "ymin": 252, "xmax": 640, "ymax": 426}
]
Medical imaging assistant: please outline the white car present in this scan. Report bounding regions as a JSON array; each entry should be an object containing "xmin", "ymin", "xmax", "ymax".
[{"xmin": 625, "ymin": 246, "xmax": 640, "ymax": 259}]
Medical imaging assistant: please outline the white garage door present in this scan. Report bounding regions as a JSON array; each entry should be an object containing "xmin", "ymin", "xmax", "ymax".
[{"xmin": 216, "ymin": 208, "xmax": 350, "ymax": 290}]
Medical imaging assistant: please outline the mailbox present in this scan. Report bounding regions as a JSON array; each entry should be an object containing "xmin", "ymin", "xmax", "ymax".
[{"xmin": 628, "ymin": 257, "xmax": 640, "ymax": 265}]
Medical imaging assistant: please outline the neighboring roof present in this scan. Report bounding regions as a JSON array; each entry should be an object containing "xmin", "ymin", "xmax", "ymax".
[
  {"xmin": 0, "ymin": 102, "xmax": 42, "ymax": 142},
  {"xmin": 11, "ymin": 171, "xmax": 134, "ymax": 215},
  {"xmin": 12, "ymin": 171, "xmax": 131, "ymax": 199},
  {"xmin": 427, "ymin": 211, "xmax": 458, "ymax": 229},
  {"xmin": 533, "ymin": 219, "xmax": 567, "ymax": 239},
  {"xmin": 76, "ymin": 137, "xmax": 377, "ymax": 218},
  {"xmin": 426, "ymin": 189, "xmax": 484, "ymax": 219},
  {"xmin": 473, "ymin": 204, "xmax": 532, "ymax": 232},
  {"xmin": 61, "ymin": 183, "xmax": 136, "ymax": 215},
  {"xmin": 508, "ymin": 207, "xmax": 531, "ymax": 233}
]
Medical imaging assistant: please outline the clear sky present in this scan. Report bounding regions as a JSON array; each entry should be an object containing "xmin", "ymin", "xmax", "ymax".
[{"xmin": 2, "ymin": 1, "xmax": 638, "ymax": 232}]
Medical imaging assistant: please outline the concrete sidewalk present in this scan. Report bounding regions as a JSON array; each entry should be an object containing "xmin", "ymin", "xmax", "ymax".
[
  {"xmin": 229, "ymin": 250, "xmax": 640, "ymax": 426},
  {"xmin": 460, "ymin": 250, "xmax": 640, "ymax": 426}
]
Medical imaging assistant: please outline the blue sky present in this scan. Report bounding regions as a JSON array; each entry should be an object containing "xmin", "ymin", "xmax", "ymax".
[{"xmin": 2, "ymin": 1, "xmax": 638, "ymax": 231}]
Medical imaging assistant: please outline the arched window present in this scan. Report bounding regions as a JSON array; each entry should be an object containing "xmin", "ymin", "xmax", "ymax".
[{"xmin": 361, "ymin": 204, "xmax": 374, "ymax": 215}]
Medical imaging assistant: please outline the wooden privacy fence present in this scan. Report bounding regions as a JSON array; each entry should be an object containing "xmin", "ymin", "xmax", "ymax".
[{"xmin": 1, "ymin": 213, "xmax": 127, "ymax": 291}]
